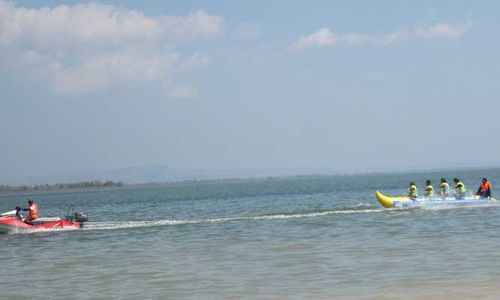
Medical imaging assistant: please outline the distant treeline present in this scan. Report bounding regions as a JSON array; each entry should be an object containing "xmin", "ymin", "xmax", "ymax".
[{"xmin": 0, "ymin": 180, "xmax": 124, "ymax": 194}]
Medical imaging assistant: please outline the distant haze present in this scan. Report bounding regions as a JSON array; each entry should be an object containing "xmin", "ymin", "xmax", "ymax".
[{"xmin": 1, "ymin": 1, "xmax": 500, "ymax": 184}]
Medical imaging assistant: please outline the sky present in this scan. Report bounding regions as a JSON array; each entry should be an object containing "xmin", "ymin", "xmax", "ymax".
[{"xmin": 1, "ymin": 0, "xmax": 500, "ymax": 184}]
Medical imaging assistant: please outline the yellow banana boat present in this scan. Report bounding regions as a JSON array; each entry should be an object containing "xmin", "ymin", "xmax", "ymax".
[{"xmin": 375, "ymin": 190, "xmax": 495, "ymax": 209}]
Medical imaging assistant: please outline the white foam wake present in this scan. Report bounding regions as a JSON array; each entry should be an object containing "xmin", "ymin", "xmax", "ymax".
[{"xmin": 83, "ymin": 208, "xmax": 384, "ymax": 231}]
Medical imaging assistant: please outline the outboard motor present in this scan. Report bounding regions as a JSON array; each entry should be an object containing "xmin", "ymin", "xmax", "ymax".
[
  {"xmin": 73, "ymin": 212, "xmax": 88, "ymax": 223},
  {"xmin": 65, "ymin": 205, "xmax": 88, "ymax": 228}
]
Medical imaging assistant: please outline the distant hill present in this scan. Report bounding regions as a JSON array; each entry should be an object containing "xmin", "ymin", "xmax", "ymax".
[
  {"xmin": 2, "ymin": 166, "xmax": 346, "ymax": 186},
  {"xmin": 4, "ymin": 166, "xmax": 188, "ymax": 185}
]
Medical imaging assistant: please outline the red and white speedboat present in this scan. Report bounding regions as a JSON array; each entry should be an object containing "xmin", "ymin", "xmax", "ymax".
[{"xmin": 0, "ymin": 208, "xmax": 88, "ymax": 234}]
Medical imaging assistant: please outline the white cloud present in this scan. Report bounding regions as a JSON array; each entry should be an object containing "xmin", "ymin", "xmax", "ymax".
[
  {"xmin": 0, "ymin": 0, "xmax": 225, "ymax": 97},
  {"xmin": 414, "ymin": 20, "xmax": 473, "ymax": 38},
  {"xmin": 51, "ymin": 51, "xmax": 180, "ymax": 94},
  {"xmin": 291, "ymin": 27, "xmax": 337, "ymax": 49},
  {"xmin": 380, "ymin": 29, "xmax": 411, "ymax": 45},
  {"xmin": 341, "ymin": 32, "xmax": 374, "ymax": 45},
  {"xmin": 291, "ymin": 20, "xmax": 472, "ymax": 49}
]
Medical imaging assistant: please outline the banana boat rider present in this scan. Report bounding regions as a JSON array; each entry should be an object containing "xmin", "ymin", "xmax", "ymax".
[
  {"xmin": 408, "ymin": 182, "xmax": 418, "ymax": 200},
  {"xmin": 424, "ymin": 180, "xmax": 435, "ymax": 198},
  {"xmin": 453, "ymin": 178, "xmax": 466, "ymax": 199},
  {"xmin": 476, "ymin": 178, "xmax": 492, "ymax": 199},
  {"xmin": 439, "ymin": 178, "xmax": 450, "ymax": 197}
]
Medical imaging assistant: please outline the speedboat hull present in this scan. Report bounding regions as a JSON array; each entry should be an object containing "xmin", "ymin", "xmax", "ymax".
[
  {"xmin": 375, "ymin": 190, "xmax": 496, "ymax": 209},
  {"xmin": 0, "ymin": 216, "xmax": 83, "ymax": 234}
]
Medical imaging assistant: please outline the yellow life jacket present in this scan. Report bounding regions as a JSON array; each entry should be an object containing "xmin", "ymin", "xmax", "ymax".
[
  {"xmin": 425, "ymin": 185, "xmax": 435, "ymax": 197},
  {"xmin": 455, "ymin": 181, "xmax": 466, "ymax": 194},
  {"xmin": 440, "ymin": 182, "xmax": 450, "ymax": 194},
  {"xmin": 408, "ymin": 185, "xmax": 418, "ymax": 197}
]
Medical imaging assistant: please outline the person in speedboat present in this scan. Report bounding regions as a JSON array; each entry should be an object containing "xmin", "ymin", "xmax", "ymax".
[
  {"xmin": 453, "ymin": 178, "xmax": 466, "ymax": 199},
  {"xmin": 16, "ymin": 198, "xmax": 39, "ymax": 224},
  {"xmin": 476, "ymin": 178, "xmax": 492, "ymax": 199}
]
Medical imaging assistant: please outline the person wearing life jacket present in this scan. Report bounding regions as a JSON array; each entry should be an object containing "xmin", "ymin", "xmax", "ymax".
[
  {"xmin": 408, "ymin": 182, "xmax": 418, "ymax": 200},
  {"xmin": 453, "ymin": 178, "xmax": 466, "ymax": 199},
  {"xmin": 22, "ymin": 198, "xmax": 39, "ymax": 223},
  {"xmin": 424, "ymin": 180, "xmax": 434, "ymax": 198},
  {"xmin": 439, "ymin": 178, "xmax": 450, "ymax": 197},
  {"xmin": 476, "ymin": 178, "xmax": 492, "ymax": 199}
]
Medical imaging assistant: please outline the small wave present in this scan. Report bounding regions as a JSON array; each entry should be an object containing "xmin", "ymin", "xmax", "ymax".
[
  {"xmin": 83, "ymin": 208, "xmax": 384, "ymax": 231},
  {"xmin": 354, "ymin": 202, "xmax": 375, "ymax": 209}
]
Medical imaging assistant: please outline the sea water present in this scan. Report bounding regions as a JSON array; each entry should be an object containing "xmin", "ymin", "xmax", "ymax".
[{"xmin": 1, "ymin": 169, "xmax": 500, "ymax": 299}]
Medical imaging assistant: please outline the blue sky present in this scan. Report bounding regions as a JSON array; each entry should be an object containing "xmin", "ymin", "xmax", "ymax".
[{"xmin": 1, "ymin": 1, "xmax": 500, "ymax": 183}]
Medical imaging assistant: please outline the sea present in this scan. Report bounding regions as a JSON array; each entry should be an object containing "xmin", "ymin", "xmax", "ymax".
[{"xmin": 1, "ymin": 168, "xmax": 500, "ymax": 299}]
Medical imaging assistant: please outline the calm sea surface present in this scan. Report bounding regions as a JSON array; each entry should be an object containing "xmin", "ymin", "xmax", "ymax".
[{"xmin": 2, "ymin": 169, "xmax": 500, "ymax": 299}]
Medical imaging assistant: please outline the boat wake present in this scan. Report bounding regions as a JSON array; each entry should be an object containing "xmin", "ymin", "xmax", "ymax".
[
  {"xmin": 84, "ymin": 207, "xmax": 384, "ymax": 231},
  {"xmin": 404, "ymin": 201, "xmax": 500, "ymax": 211}
]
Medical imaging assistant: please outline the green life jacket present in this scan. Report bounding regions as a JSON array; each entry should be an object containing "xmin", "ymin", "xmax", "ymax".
[{"xmin": 425, "ymin": 185, "xmax": 435, "ymax": 197}]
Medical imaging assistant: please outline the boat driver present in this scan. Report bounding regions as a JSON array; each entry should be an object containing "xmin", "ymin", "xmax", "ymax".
[{"xmin": 22, "ymin": 198, "xmax": 39, "ymax": 223}]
